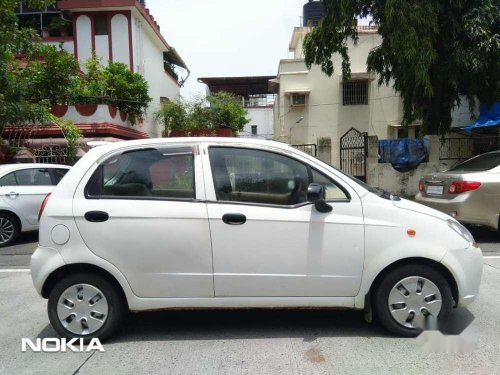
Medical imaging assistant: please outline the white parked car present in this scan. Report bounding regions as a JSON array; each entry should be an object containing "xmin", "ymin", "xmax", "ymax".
[
  {"xmin": 0, "ymin": 164, "xmax": 70, "ymax": 247},
  {"xmin": 31, "ymin": 138, "xmax": 482, "ymax": 340}
]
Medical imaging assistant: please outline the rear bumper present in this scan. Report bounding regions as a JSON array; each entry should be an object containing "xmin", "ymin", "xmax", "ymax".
[
  {"xmin": 415, "ymin": 193, "xmax": 499, "ymax": 230},
  {"xmin": 31, "ymin": 246, "xmax": 65, "ymax": 297},
  {"xmin": 441, "ymin": 244, "xmax": 483, "ymax": 307}
]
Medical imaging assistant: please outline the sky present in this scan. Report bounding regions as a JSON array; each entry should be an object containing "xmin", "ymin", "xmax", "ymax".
[{"xmin": 147, "ymin": 0, "xmax": 309, "ymax": 99}]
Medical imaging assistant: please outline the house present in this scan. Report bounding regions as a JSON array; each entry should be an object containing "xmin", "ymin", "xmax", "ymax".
[
  {"xmin": 198, "ymin": 76, "xmax": 276, "ymax": 140},
  {"xmin": 271, "ymin": 0, "xmax": 475, "ymax": 172},
  {"xmin": 10, "ymin": 0, "xmax": 188, "ymax": 162}
]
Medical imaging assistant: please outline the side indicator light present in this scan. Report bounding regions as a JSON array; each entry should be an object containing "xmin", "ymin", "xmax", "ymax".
[{"xmin": 407, "ymin": 229, "xmax": 417, "ymax": 237}]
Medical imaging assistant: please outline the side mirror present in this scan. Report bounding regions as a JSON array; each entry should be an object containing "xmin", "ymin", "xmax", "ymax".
[{"xmin": 307, "ymin": 183, "xmax": 332, "ymax": 213}]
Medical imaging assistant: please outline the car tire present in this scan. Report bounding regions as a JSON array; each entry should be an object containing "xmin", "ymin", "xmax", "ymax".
[
  {"xmin": 48, "ymin": 273, "xmax": 127, "ymax": 342},
  {"xmin": 373, "ymin": 264, "xmax": 453, "ymax": 337},
  {"xmin": 0, "ymin": 213, "xmax": 20, "ymax": 248}
]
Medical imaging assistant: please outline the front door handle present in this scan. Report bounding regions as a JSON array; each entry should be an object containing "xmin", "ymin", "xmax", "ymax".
[
  {"xmin": 7, "ymin": 192, "xmax": 19, "ymax": 197},
  {"xmin": 85, "ymin": 211, "xmax": 109, "ymax": 223},
  {"xmin": 222, "ymin": 213, "xmax": 246, "ymax": 225}
]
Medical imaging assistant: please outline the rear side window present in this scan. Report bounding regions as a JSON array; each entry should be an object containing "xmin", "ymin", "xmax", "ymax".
[
  {"xmin": 0, "ymin": 172, "xmax": 17, "ymax": 186},
  {"xmin": 86, "ymin": 147, "xmax": 195, "ymax": 200},
  {"xmin": 6, "ymin": 169, "xmax": 52, "ymax": 186},
  {"xmin": 449, "ymin": 152, "xmax": 500, "ymax": 172},
  {"xmin": 52, "ymin": 168, "xmax": 69, "ymax": 184}
]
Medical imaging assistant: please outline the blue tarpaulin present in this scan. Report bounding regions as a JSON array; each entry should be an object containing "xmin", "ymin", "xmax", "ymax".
[
  {"xmin": 463, "ymin": 103, "xmax": 500, "ymax": 132},
  {"xmin": 379, "ymin": 138, "xmax": 430, "ymax": 172}
]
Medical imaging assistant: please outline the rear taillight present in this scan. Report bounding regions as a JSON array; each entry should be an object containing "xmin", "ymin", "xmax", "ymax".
[
  {"xmin": 418, "ymin": 180, "xmax": 425, "ymax": 192},
  {"xmin": 38, "ymin": 193, "xmax": 51, "ymax": 222},
  {"xmin": 448, "ymin": 181, "xmax": 481, "ymax": 194}
]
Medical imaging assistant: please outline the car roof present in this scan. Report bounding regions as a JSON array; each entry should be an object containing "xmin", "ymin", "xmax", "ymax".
[
  {"xmin": 89, "ymin": 137, "xmax": 295, "ymax": 156},
  {"xmin": 0, "ymin": 163, "xmax": 70, "ymax": 173}
]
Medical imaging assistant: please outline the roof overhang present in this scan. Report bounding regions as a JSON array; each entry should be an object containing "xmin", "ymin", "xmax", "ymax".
[
  {"xmin": 284, "ymin": 89, "xmax": 311, "ymax": 95},
  {"xmin": 198, "ymin": 76, "xmax": 276, "ymax": 96}
]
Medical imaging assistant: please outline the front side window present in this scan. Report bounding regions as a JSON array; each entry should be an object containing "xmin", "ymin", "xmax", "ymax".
[
  {"xmin": 209, "ymin": 147, "xmax": 348, "ymax": 206},
  {"xmin": 14, "ymin": 169, "xmax": 52, "ymax": 186},
  {"xmin": 86, "ymin": 147, "xmax": 195, "ymax": 200}
]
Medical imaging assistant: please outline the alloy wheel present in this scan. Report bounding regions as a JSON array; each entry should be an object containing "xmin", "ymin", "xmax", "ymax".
[{"xmin": 0, "ymin": 217, "xmax": 15, "ymax": 245}]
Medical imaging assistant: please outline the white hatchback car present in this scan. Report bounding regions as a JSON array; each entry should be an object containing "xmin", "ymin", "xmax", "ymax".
[
  {"xmin": 0, "ymin": 163, "xmax": 70, "ymax": 247},
  {"xmin": 31, "ymin": 138, "xmax": 482, "ymax": 340}
]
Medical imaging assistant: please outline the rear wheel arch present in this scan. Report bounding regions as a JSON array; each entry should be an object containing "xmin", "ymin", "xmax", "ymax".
[
  {"xmin": 0, "ymin": 209, "xmax": 22, "ymax": 231},
  {"xmin": 368, "ymin": 257, "xmax": 459, "ymax": 307},
  {"xmin": 41, "ymin": 263, "xmax": 129, "ymax": 308}
]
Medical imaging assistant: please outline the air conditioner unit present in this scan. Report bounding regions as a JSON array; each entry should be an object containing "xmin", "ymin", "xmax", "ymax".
[{"xmin": 290, "ymin": 94, "xmax": 306, "ymax": 106}]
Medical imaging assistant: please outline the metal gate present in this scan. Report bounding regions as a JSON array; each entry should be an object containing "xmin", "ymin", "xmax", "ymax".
[
  {"xmin": 340, "ymin": 128, "xmax": 367, "ymax": 182},
  {"xmin": 292, "ymin": 144, "xmax": 317, "ymax": 157}
]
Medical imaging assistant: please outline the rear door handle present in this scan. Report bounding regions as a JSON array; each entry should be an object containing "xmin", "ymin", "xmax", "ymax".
[
  {"xmin": 222, "ymin": 213, "xmax": 246, "ymax": 225},
  {"xmin": 85, "ymin": 211, "xmax": 109, "ymax": 223},
  {"xmin": 7, "ymin": 192, "xmax": 19, "ymax": 197}
]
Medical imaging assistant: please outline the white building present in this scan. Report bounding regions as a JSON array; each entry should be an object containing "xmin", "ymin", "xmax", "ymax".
[
  {"xmin": 272, "ymin": 25, "xmax": 413, "ymax": 167},
  {"xmin": 12, "ymin": 0, "xmax": 188, "ymax": 155},
  {"xmin": 199, "ymin": 76, "xmax": 275, "ymax": 140}
]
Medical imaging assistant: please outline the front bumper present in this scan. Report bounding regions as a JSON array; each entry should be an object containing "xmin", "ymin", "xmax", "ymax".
[
  {"xmin": 441, "ymin": 244, "xmax": 483, "ymax": 307},
  {"xmin": 31, "ymin": 246, "xmax": 66, "ymax": 297}
]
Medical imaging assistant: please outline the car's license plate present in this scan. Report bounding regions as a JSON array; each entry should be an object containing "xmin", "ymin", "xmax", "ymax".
[{"xmin": 426, "ymin": 185, "xmax": 444, "ymax": 195}]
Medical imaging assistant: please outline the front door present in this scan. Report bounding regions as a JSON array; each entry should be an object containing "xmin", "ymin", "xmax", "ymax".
[
  {"xmin": 203, "ymin": 145, "xmax": 365, "ymax": 297},
  {"xmin": 73, "ymin": 144, "xmax": 214, "ymax": 298}
]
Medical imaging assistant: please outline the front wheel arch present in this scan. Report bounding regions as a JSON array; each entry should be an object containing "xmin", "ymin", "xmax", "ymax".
[
  {"xmin": 41, "ymin": 263, "xmax": 129, "ymax": 309},
  {"xmin": 368, "ymin": 257, "xmax": 459, "ymax": 308}
]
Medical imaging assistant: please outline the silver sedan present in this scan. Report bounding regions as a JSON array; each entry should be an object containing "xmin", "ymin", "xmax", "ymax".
[{"xmin": 416, "ymin": 151, "xmax": 500, "ymax": 232}]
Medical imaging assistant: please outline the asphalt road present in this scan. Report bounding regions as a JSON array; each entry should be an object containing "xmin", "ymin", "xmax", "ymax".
[{"xmin": 0, "ymin": 229, "xmax": 499, "ymax": 375}]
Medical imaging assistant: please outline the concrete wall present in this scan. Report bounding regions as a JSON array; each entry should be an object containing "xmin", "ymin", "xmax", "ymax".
[
  {"xmin": 366, "ymin": 135, "xmax": 458, "ymax": 198},
  {"xmin": 132, "ymin": 13, "xmax": 180, "ymax": 138},
  {"xmin": 241, "ymin": 108, "xmax": 274, "ymax": 139}
]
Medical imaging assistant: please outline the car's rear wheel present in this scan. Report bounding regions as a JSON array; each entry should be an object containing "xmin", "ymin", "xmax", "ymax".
[
  {"xmin": 48, "ymin": 273, "xmax": 126, "ymax": 342},
  {"xmin": 373, "ymin": 264, "xmax": 453, "ymax": 337},
  {"xmin": 0, "ymin": 213, "xmax": 20, "ymax": 248}
]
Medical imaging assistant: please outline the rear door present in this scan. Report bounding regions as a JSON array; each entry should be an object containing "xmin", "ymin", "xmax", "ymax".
[
  {"xmin": 0, "ymin": 167, "xmax": 54, "ymax": 225},
  {"xmin": 72, "ymin": 144, "xmax": 214, "ymax": 298}
]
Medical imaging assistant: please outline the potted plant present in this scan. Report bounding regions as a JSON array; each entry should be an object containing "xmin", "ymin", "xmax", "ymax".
[
  {"xmin": 41, "ymin": 27, "xmax": 50, "ymax": 38},
  {"xmin": 156, "ymin": 93, "xmax": 247, "ymax": 138},
  {"xmin": 47, "ymin": 17, "xmax": 71, "ymax": 37}
]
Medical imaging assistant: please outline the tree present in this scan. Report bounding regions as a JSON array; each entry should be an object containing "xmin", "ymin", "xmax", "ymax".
[
  {"xmin": 155, "ymin": 92, "xmax": 249, "ymax": 135},
  {"xmin": 303, "ymin": 0, "xmax": 500, "ymax": 135},
  {"xmin": 0, "ymin": 0, "xmax": 58, "ymax": 128},
  {"xmin": 207, "ymin": 92, "xmax": 249, "ymax": 131},
  {"xmin": 154, "ymin": 99, "xmax": 189, "ymax": 133}
]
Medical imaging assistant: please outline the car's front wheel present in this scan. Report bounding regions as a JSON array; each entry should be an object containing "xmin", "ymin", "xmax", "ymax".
[
  {"xmin": 373, "ymin": 264, "xmax": 453, "ymax": 337},
  {"xmin": 48, "ymin": 273, "xmax": 127, "ymax": 342}
]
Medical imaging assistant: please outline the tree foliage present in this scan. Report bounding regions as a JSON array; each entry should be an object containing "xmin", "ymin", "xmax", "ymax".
[
  {"xmin": 0, "ymin": 0, "xmax": 59, "ymax": 127},
  {"xmin": 303, "ymin": 0, "xmax": 500, "ymax": 135},
  {"xmin": 75, "ymin": 54, "xmax": 152, "ymax": 124},
  {"xmin": 155, "ymin": 92, "xmax": 249, "ymax": 134}
]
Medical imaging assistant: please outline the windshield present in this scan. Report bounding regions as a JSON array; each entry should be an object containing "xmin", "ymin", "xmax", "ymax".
[{"xmin": 449, "ymin": 152, "xmax": 500, "ymax": 172}]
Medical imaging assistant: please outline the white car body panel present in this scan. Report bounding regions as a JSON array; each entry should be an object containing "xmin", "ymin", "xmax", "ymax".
[
  {"xmin": 0, "ymin": 164, "xmax": 70, "ymax": 232},
  {"xmin": 31, "ymin": 138, "xmax": 483, "ymax": 312}
]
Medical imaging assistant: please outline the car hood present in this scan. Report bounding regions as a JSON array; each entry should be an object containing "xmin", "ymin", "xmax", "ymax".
[{"xmin": 392, "ymin": 197, "xmax": 452, "ymax": 221}]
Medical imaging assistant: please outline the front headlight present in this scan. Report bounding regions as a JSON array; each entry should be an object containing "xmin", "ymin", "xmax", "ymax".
[{"xmin": 447, "ymin": 219, "xmax": 475, "ymax": 244}]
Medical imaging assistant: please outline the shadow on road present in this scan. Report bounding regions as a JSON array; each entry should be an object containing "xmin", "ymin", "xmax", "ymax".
[
  {"xmin": 468, "ymin": 226, "xmax": 498, "ymax": 244},
  {"xmin": 37, "ymin": 307, "xmax": 474, "ymax": 344}
]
